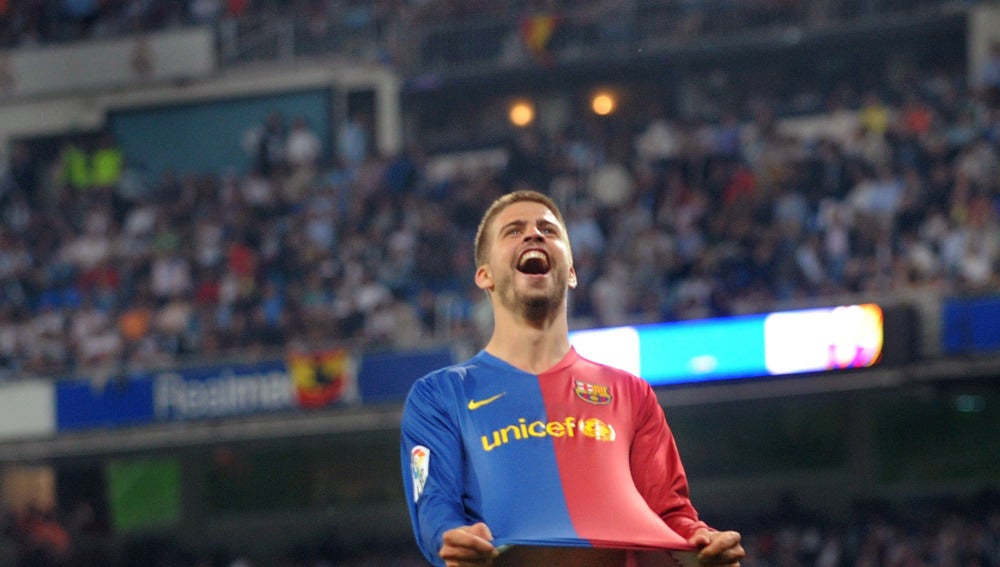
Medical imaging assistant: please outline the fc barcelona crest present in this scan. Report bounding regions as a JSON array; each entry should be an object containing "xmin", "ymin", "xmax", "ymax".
[{"xmin": 574, "ymin": 380, "xmax": 612, "ymax": 405}]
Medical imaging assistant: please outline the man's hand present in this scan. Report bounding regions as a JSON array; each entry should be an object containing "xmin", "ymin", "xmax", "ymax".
[
  {"xmin": 439, "ymin": 522, "xmax": 500, "ymax": 567},
  {"xmin": 688, "ymin": 528, "xmax": 745, "ymax": 566}
]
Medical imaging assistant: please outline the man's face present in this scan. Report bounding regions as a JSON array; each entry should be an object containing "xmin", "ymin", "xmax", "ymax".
[{"xmin": 476, "ymin": 200, "xmax": 577, "ymax": 318}]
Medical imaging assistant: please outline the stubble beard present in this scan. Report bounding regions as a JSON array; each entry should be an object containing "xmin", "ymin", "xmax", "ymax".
[{"xmin": 496, "ymin": 271, "xmax": 568, "ymax": 326}]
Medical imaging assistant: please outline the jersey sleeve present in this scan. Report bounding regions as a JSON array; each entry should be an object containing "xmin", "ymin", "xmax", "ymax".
[
  {"xmin": 400, "ymin": 374, "xmax": 470, "ymax": 566},
  {"xmin": 629, "ymin": 379, "xmax": 711, "ymax": 540}
]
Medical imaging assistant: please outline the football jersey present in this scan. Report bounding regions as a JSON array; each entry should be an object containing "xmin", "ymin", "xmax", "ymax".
[{"xmin": 400, "ymin": 348, "xmax": 709, "ymax": 566}]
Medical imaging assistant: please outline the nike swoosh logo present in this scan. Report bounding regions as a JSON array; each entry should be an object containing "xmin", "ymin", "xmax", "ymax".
[{"xmin": 467, "ymin": 393, "xmax": 506, "ymax": 410}]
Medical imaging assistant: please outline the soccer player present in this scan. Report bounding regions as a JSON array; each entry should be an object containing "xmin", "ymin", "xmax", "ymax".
[{"xmin": 401, "ymin": 190, "xmax": 744, "ymax": 567}]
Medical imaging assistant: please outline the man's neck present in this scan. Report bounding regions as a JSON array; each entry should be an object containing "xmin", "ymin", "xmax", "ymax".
[{"xmin": 484, "ymin": 310, "xmax": 572, "ymax": 375}]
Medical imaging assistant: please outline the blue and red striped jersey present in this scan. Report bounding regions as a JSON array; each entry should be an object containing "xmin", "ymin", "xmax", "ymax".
[{"xmin": 400, "ymin": 348, "xmax": 709, "ymax": 566}]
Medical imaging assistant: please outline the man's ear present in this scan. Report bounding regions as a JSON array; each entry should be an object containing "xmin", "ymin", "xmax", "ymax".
[
  {"xmin": 475, "ymin": 265, "xmax": 494, "ymax": 291},
  {"xmin": 567, "ymin": 266, "xmax": 578, "ymax": 289}
]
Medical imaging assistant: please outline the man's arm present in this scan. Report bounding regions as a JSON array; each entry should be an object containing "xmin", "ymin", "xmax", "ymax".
[
  {"xmin": 629, "ymin": 380, "xmax": 710, "ymax": 538},
  {"xmin": 630, "ymin": 381, "xmax": 745, "ymax": 564},
  {"xmin": 401, "ymin": 376, "xmax": 481, "ymax": 566}
]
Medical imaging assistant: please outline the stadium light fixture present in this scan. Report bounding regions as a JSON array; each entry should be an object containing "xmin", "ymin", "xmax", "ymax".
[
  {"xmin": 508, "ymin": 99, "xmax": 536, "ymax": 127},
  {"xmin": 590, "ymin": 90, "xmax": 617, "ymax": 116}
]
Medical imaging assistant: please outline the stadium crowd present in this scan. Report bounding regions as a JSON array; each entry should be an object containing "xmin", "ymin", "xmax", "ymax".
[
  {"xmin": 1, "ymin": 44, "xmax": 999, "ymax": 380},
  {"xmin": 0, "ymin": 49, "xmax": 999, "ymax": 381}
]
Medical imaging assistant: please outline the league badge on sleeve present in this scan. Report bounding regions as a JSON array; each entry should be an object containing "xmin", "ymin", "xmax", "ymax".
[{"xmin": 410, "ymin": 445, "xmax": 430, "ymax": 502}]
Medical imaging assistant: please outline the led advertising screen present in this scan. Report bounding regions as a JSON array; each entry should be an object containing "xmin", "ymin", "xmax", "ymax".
[{"xmin": 570, "ymin": 304, "xmax": 883, "ymax": 386}]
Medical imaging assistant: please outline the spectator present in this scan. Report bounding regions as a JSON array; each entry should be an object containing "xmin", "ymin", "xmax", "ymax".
[
  {"xmin": 336, "ymin": 112, "xmax": 370, "ymax": 174},
  {"xmin": 635, "ymin": 112, "xmax": 684, "ymax": 170},
  {"xmin": 0, "ymin": 307, "xmax": 21, "ymax": 379},
  {"xmin": 69, "ymin": 295, "xmax": 122, "ymax": 367},
  {"xmin": 590, "ymin": 257, "xmax": 633, "ymax": 326},
  {"xmin": 189, "ymin": 0, "xmax": 222, "ymax": 24},
  {"xmin": 859, "ymin": 90, "xmax": 892, "ymax": 137},
  {"xmin": 286, "ymin": 116, "xmax": 322, "ymax": 170},
  {"xmin": 978, "ymin": 41, "xmax": 1000, "ymax": 105},
  {"xmin": 149, "ymin": 247, "xmax": 193, "ymax": 301},
  {"xmin": 244, "ymin": 111, "xmax": 287, "ymax": 176},
  {"xmin": 565, "ymin": 200, "xmax": 606, "ymax": 256},
  {"xmin": 90, "ymin": 132, "xmax": 124, "ymax": 192},
  {"xmin": 284, "ymin": 116, "xmax": 323, "ymax": 203}
]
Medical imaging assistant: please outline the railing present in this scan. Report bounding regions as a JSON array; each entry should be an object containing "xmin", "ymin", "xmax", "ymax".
[
  {"xmin": 217, "ymin": 10, "xmax": 392, "ymax": 68},
  {"xmin": 217, "ymin": 16, "xmax": 298, "ymax": 65},
  {"xmin": 0, "ymin": 0, "xmax": 984, "ymax": 75},
  {"xmin": 216, "ymin": 0, "xmax": 983, "ymax": 75}
]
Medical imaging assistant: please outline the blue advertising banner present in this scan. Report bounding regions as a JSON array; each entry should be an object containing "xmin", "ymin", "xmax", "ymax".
[
  {"xmin": 151, "ymin": 360, "xmax": 298, "ymax": 421},
  {"xmin": 56, "ymin": 377, "xmax": 156, "ymax": 431},
  {"xmin": 56, "ymin": 350, "xmax": 360, "ymax": 431},
  {"xmin": 357, "ymin": 348, "xmax": 455, "ymax": 403},
  {"xmin": 942, "ymin": 295, "xmax": 1000, "ymax": 354}
]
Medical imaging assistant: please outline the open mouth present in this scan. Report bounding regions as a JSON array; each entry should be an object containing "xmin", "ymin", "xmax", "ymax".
[{"xmin": 517, "ymin": 250, "xmax": 551, "ymax": 275}]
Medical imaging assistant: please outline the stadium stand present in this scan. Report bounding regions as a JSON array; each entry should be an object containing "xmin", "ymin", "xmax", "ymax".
[
  {"xmin": 1, "ymin": 0, "xmax": 999, "ymax": 565},
  {"xmin": 1, "ymin": 48, "xmax": 997, "ymax": 381}
]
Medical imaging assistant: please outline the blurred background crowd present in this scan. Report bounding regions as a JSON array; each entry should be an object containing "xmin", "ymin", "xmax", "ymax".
[
  {"xmin": 1, "ymin": 0, "xmax": 1000, "ymax": 566},
  {"xmin": 2, "ymin": 37, "xmax": 999, "ymax": 382}
]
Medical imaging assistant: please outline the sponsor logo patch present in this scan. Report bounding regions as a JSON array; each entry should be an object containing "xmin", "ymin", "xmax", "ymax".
[
  {"xmin": 467, "ymin": 392, "xmax": 506, "ymax": 410},
  {"xmin": 410, "ymin": 445, "xmax": 430, "ymax": 502},
  {"xmin": 480, "ymin": 416, "xmax": 617, "ymax": 451},
  {"xmin": 579, "ymin": 417, "xmax": 616, "ymax": 441}
]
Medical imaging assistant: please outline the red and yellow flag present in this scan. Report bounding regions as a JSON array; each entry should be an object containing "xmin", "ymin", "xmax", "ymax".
[
  {"xmin": 520, "ymin": 14, "xmax": 560, "ymax": 65},
  {"xmin": 288, "ymin": 348, "xmax": 352, "ymax": 408}
]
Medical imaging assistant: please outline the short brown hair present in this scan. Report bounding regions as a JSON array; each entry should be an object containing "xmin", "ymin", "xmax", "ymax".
[{"xmin": 473, "ymin": 190, "xmax": 570, "ymax": 268}]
